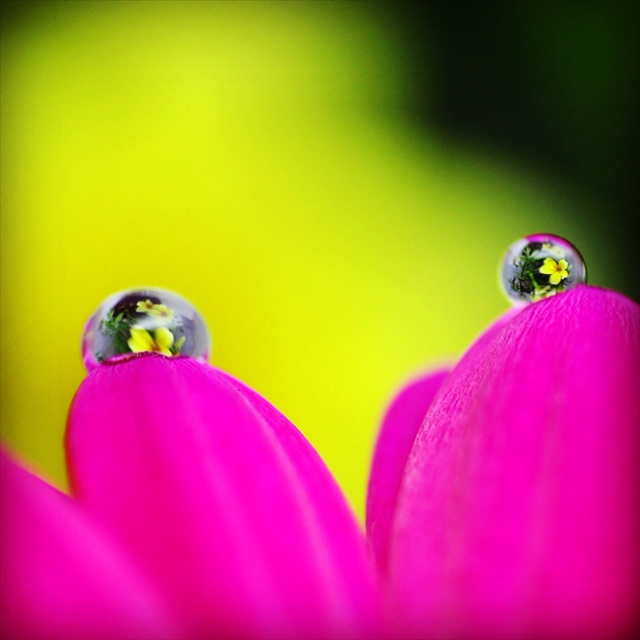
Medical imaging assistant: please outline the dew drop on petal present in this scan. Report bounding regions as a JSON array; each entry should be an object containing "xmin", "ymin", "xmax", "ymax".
[
  {"xmin": 82, "ymin": 288, "xmax": 210, "ymax": 372},
  {"xmin": 499, "ymin": 234, "xmax": 587, "ymax": 306}
]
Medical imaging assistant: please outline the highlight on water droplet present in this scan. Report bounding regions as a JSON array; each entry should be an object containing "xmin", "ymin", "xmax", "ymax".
[
  {"xmin": 499, "ymin": 234, "xmax": 587, "ymax": 306},
  {"xmin": 82, "ymin": 288, "xmax": 210, "ymax": 372}
]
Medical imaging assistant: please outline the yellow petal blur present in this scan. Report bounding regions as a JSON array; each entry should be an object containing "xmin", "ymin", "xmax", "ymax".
[
  {"xmin": 549, "ymin": 272, "xmax": 562, "ymax": 286},
  {"xmin": 127, "ymin": 326, "xmax": 155, "ymax": 353},
  {"xmin": 136, "ymin": 300, "xmax": 156, "ymax": 313},
  {"xmin": 153, "ymin": 327, "xmax": 174, "ymax": 354},
  {"xmin": 149, "ymin": 304, "xmax": 173, "ymax": 321},
  {"xmin": 0, "ymin": 2, "xmax": 620, "ymax": 515},
  {"xmin": 539, "ymin": 257, "xmax": 560, "ymax": 275}
]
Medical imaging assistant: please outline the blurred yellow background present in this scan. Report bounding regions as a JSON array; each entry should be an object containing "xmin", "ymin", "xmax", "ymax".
[{"xmin": 0, "ymin": 1, "xmax": 619, "ymax": 517}]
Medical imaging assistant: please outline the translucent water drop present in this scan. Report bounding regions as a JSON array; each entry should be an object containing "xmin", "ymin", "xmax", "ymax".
[
  {"xmin": 499, "ymin": 234, "xmax": 587, "ymax": 306},
  {"xmin": 82, "ymin": 288, "xmax": 210, "ymax": 371}
]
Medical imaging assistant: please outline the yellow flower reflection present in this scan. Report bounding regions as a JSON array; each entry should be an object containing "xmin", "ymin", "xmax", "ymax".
[
  {"xmin": 136, "ymin": 300, "xmax": 174, "ymax": 322},
  {"xmin": 127, "ymin": 326, "xmax": 174, "ymax": 356},
  {"xmin": 148, "ymin": 304, "xmax": 173, "ymax": 321},
  {"xmin": 136, "ymin": 300, "xmax": 156, "ymax": 313},
  {"xmin": 539, "ymin": 258, "xmax": 570, "ymax": 286}
]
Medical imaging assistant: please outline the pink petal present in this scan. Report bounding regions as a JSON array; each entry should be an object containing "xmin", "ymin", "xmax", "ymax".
[
  {"xmin": 366, "ymin": 312, "xmax": 516, "ymax": 577},
  {"xmin": 388, "ymin": 286, "xmax": 640, "ymax": 639},
  {"xmin": 0, "ymin": 450, "xmax": 179, "ymax": 640},
  {"xmin": 366, "ymin": 368, "xmax": 450, "ymax": 574},
  {"xmin": 66, "ymin": 355, "xmax": 382, "ymax": 639}
]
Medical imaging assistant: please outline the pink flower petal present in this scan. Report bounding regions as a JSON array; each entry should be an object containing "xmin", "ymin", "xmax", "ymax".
[
  {"xmin": 388, "ymin": 286, "xmax": 640, "ymax": 638},
  {"xmin": 366, "ymin": 311, "xmax": 516, "ymax": 578},
  {"xmin": 366, "ymin": 368, "xmax": 450, "ymax": 574},
  {"xmin": 0, "ymin": 450, "xmax": 179, "ymax": 640},
  {"xmin": 66, "ymin": 355, "xmax": 382, "ymax": 639}
]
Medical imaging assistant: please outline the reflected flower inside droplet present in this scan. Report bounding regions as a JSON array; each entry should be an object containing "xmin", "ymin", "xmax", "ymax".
[
  {"xmin": 127, "ymin": 326, "xmax": 174, "ymax": 356},
  {"xmin": 82, "ymin": 288, "xmax": 210, "ymax": 371},
  {"xmin": 499, "ymin": 234, "xmax": 587, "ymax": 306}
]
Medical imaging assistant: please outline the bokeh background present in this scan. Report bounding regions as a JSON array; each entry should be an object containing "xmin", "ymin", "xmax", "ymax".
[{"xmin": 1, "ymin": 0, "xmax": 638, "ymax": 518}]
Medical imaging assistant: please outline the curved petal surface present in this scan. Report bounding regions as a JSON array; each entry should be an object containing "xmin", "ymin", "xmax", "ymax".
[
  {"xmin": 366, "ymin": 368, "xmax": 450, "ymax": 573},
  {"xmin": 388, "ymin": 286, "xmax": 640, "ymax": 639},
  {"xmin": 66, "ymin": 355, "xmax": 381, "ymax": 639},
  {"xmin": 0, "ymin": 450, "xmax": 178, "ymax": 640}
]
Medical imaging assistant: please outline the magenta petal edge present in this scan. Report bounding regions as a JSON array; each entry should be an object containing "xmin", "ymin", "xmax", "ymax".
[
  {"xmin": 377, "ymin": 285, "xmax": 640, "ymax": 639},
  {"xmin": 65, "ymin": 356, "xmax": 382, "ymax": 639}
]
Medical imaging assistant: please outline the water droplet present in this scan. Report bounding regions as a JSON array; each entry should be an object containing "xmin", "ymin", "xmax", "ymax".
[
  {"xmin": 499, "ymin": 234, "xmax": 587, "ymax": 306},
  {"xmin": 82, "ymin": 288, "xmax": 210, "ymax": 371}
]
